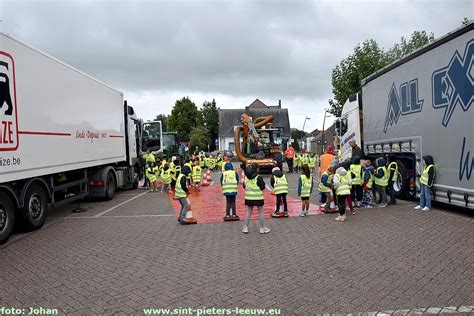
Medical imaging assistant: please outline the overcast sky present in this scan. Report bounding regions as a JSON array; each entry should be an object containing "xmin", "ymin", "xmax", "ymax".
[{"xmin": 1, "ymin": 0, "xmax": 472, "ymax": 133}]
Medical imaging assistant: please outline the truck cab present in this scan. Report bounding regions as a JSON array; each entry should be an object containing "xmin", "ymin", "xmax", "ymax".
[{"xmin": 337, "ymin": 93, "xmax": 363, "ymax": 162}]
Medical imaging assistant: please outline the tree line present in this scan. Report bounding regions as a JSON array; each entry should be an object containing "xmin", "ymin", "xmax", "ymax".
[{"xmin": 155, "ymin": 97, "xmax": 219, "ymax": 151}]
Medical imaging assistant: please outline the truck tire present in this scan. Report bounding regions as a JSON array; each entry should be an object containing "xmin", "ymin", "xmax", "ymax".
[
  {"xmin": 0, "ymin": 192, "xmax": 15, "ymax": 244},
  {"xmin": 393, "ymin": 160, "xmax": 408, "ymax": 198},
  {"xmin": 105, "ymin": 172, "xmax": 116, "ymax": 200},
  {"xmin": 20, "ymin": 184, "xmax": 47, "ymax": 231}
]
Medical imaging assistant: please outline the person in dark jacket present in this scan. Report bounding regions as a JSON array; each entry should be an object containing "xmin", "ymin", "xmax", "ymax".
[
  {"xmin": 270, "ymin": 167, "xmax": 289, "ymax": 217},
  {"xmin": 242, "ymin": 164, "xmax": 269, "ymax": 234},
  {"xmin": 220, "ymin": 162, "xmax": 240, "ymax": 220},
  {"xmin": 349, "ymin": 139, "xmax": 364, "ymax": 159},
  {"xmin": 415, "ymin": 155, "xmax": 435, "ymax": 211}
]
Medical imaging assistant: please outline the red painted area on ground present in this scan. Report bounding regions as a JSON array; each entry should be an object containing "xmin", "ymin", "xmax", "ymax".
[{"xmin": 168, "ymin": 181, "xmax": 323, "ymax": 224}]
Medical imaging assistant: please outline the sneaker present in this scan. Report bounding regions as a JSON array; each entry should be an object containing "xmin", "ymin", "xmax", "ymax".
[
  {"xmin": 356, "ymin": 201, "xmax": 361, "ymax": 207},
  {"xmin": 414, "ymin": 205, "xmax": 422, "ymax": 210},
  {"xmin": 340, "ymin": 214, "xmax": 347, "ymax": 222},
  {"xmin": 351, "ymin": 210, "xmax": 356, "ymax": 215},
  {"xmin": 422, "ymin": 206, "xmax": 430, "ymax": 211},
  {"xmin": 300, "ymin": 211, "xmax": 306, "ymax": 217},
  {"xmin": 242, "ymin": 226, "xmax": 249, "ymax": 234},
  {"xmin": 335, "ymin": 215, "xmax": 342, "ymax": 221},
  {"xmin": 260, "ymin": 227, "xmax": 270, "ymax": 234},
  {"xmin": 284, "ymin": 211, "xmax": 289, "ymax": 217},
  {"xmin": 321, "ymin": 203, "xmax": 327, "ymax": 208}
]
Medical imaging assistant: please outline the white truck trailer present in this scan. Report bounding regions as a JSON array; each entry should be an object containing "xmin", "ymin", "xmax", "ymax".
[
  {"xmin": 0, "ymin": 33, "xmax": 143, "ymax": 243},
  {"xmin": 338, "ymin": 22, "xmax": 473, "ymax": 210}
]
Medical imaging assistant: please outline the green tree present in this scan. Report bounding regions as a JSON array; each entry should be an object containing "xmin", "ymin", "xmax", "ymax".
[
  {"xmin": 328, "ymin": 31, "xmax": 435, "ymax": 117},
  {"xmin": 189, "ymin": 126, "xmax": 210, "ymax": 152},
  {"xmin": 200, "ymin": 99, "xmax": 219, "ymax": 150},
  {"xmin": 385, "ymin": 31, "xmax": 434, "ymax": 63},
  {"xmin": 168, "ymin": 97, "xmax": 199, "ymax": 141},
  {"xmin": 328, "ymin": 39, "xmax": 386, "ymax": 117},
  {"xmin": 154, "ymin": 114, "xmax": 169, "ymax": 132}
]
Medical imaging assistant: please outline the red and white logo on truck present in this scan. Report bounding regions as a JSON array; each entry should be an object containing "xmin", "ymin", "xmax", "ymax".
[{"xmin": 0, "ymin": 51, "xmax": 19, "ymax": 151}]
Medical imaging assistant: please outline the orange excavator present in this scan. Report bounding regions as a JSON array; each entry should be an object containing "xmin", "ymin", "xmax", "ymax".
[{"xmin": 234, "ymin": 114, "xmax": 283, "ymax": 171}]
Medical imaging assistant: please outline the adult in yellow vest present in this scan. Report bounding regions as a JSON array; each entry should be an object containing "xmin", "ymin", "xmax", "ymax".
[
  {"xmin": 349, "ymin": 156, "xmax": 363, "ymax": 207},
  {"xmin": 142, "ymin": 149, "xmax": 156, "ymax": 188},
  {"xmin": 333, "ymin": 166, "xmax": 352, "ymax": 222},
  {"xmin": 220, "ymin": 162, "xmax": 240, "ymax": 221},
  {"xmin": 242, "ymin": 164, "xmax": 270, "ymax": 234},
  {"xmin": 175, "ymin": 166, "xmax": 195, "ymax": 224},
  {"xmin": 387, "ymin": 158, "xmax": 399, "ymax": 205},
  {"xmin": 270, "ymin": 167, "xmax": 289, "ymax": 217},
  {"xmin": 414, "ymin": 155, "xmax": 435, "ymax": 211},
  {"xmin": 160, "ymin": 162, "xmax": 172, "ymax": 194},
  {"xmin": 298, "ymin": 165, "xmax": 313, "ymax": 217},
  {"xmin": 374, "ymin": 157, "xmax": 389, "ymax": 206}
]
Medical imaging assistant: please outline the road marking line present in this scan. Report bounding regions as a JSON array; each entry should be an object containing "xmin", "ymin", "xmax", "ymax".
[{"xmin": 93, "ymin": 191, "xmax": 148, "ymax": 218}]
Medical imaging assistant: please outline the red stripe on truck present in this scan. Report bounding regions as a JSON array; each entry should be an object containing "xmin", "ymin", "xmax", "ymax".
[{"xmin": 18, "ymin": 131, "xmax": 71, "ymax": 136}]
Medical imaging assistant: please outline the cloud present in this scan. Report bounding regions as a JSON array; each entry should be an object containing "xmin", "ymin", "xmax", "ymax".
[{"xmin": 1, "ymin": 0, "xmax": 471, "ymax": 133}]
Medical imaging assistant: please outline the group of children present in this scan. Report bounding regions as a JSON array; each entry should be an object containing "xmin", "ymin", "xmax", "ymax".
[
  {"xmin": 144, "ymin": 147, "xmax": 436, "ymax": 229},
  {"xmin": 317, "ymin": 154, "xmax": 436, "ymax": 221},
  {"xmin": 292, "ymin": 153, "xmax": 318, "ymax": 173}
]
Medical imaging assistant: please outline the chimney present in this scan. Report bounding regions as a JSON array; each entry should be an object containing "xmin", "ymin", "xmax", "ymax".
[{"xmin": 278, "ymin": 99, "xmax": 281, "ymax": 108}]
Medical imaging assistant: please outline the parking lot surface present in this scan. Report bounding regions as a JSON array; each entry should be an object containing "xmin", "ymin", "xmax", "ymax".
[{"xmin": 1, "ymin": 169, "xmax": 473, "ymax": 315}]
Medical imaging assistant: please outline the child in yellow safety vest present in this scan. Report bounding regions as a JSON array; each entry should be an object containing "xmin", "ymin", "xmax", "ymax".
[
  {"xmin": 333, "ymin": 166, "xmax": 352, "ymax": 222},
  {"xmin": 270, "ymin": 167, "xmax": 289, "ymax": 217},
  {"xmin": 308, "ymin": 155, "xmax": 317, "ymax": 173},
  {"xmin": 160, "ymin": 162, "xmax": 172, "ymax": 194},
  {"xmin": 298, "ymin": 165, "xmax": 313, "ymax": 217},
  {"xmin": 318, "ymin": 165, "xmax": 335, "ymax": 213},
  {"xmin": 374, "ymin": 157, "xmax": 389, "ymax": 206},
  {"xmin": 192, "ymin": 159, "xmax": 202, "ymax": 191},
  {"xmin": 242, "ymin": 163, "xmax": 270, "ymax": 234},
  {"xmin": 220, "ymin": 162, "xmax": 240, "ymax": 220},
  {"xmin": 349, "ymin": 156, "xmax": 363, "ymax": 208},
  {"xmin": 414, "ymin": 155, "xmax": 435, "ymax": 211},
  {"xmin": 361, "ymin": 160, "xmax": 375, "ymax": 207},
  {"xmin": 146, "ymin": 162, "xmax": 159, "ymax": 192}
]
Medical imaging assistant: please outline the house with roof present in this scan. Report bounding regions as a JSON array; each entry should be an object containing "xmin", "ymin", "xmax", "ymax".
[
  {"xmin": 308, "ymin": 123, "xmax": 337, "ymax": 154},
  {"xmin": 218, "ymin": 99, "xmax": 291, "ymax": 151}
]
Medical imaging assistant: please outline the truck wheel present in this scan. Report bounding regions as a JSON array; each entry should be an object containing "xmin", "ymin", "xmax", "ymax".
[
  {"xmin": 393, "ymin": 160, "xmax": 408, "ymax": 198},
  {"xmin": 20, "ymin": 184, "xmax": 47, "ymax": 231},
  {"xmin": 0, "ymin": 192, "xmax": 15, "ymax": 244},
  {"xmin": 105, "ymin": 172, "xmax": 116, "ymax": 200}
]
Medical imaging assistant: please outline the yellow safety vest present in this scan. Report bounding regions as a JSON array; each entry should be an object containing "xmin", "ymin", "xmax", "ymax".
[
  {"xmin": 420, "ymin": 165, "xmax": 434, "ymax": 186},
  {"xmin": 336, "ymin": 173, "xmax": 351, "ymax": 196},
  {"xmin": 309, "ymin": 157, "xmax": 316, "ymax": 168},
  {"xmin": 388, "ymin": 162, "xmax": 398, "ymax": 181},
  {"xmin": 273, "ymin": 175, "xmax": 289, "ymax": 195},
  {"xmin": 318, "ymin": 172, "xmax": 332, "ymax": 193},
  {"xmin": 146, "ymin": 166, "xmax": 159, "ymax": 182},
  {"xmin": 367, "ymin": 173, "xmax": 374, "ymax": 189},
  {"xmin": 350, "ymin": 164, "xmax": 362, "ymax": 185},
  {"xmin": 300, "ymin": 175, "xmax": 312, "ymax": 197},
  {"xmin": 222, "ymin": 170, "xmax": 238, "ymax": 194},
  {"xmin": 174, "ymin": 174, "xmax": 187, "ymax": 198},
  {"xmin": 143, "ymin": 153, "xmax": 155, "ymax": 163},
  {"xmin": 199, "ymin": 157, "xmax": 205, "ymax": 167},
  {"xmin": 374, "ymin": 166, "xmax": 388, "ymax": 186},
  {"xmin": 245, "ymin": 177, "xmax": 263, "ymax": 200},
  {"xmin": 160, "ymin": 169, "xmax": 172, "ymax": 184},
  {"xmin": 192, "ymin": 166, "xmax": 202, "ymax": 183}
]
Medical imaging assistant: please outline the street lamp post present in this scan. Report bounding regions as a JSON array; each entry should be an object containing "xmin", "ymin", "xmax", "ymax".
[
  {"xmin": 321, "ymin": 111, "xmax": 331, "ymax": 154},
  {"xmin": 302, "ymin": 116, "xmax": 310, "ymax": 150}
]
